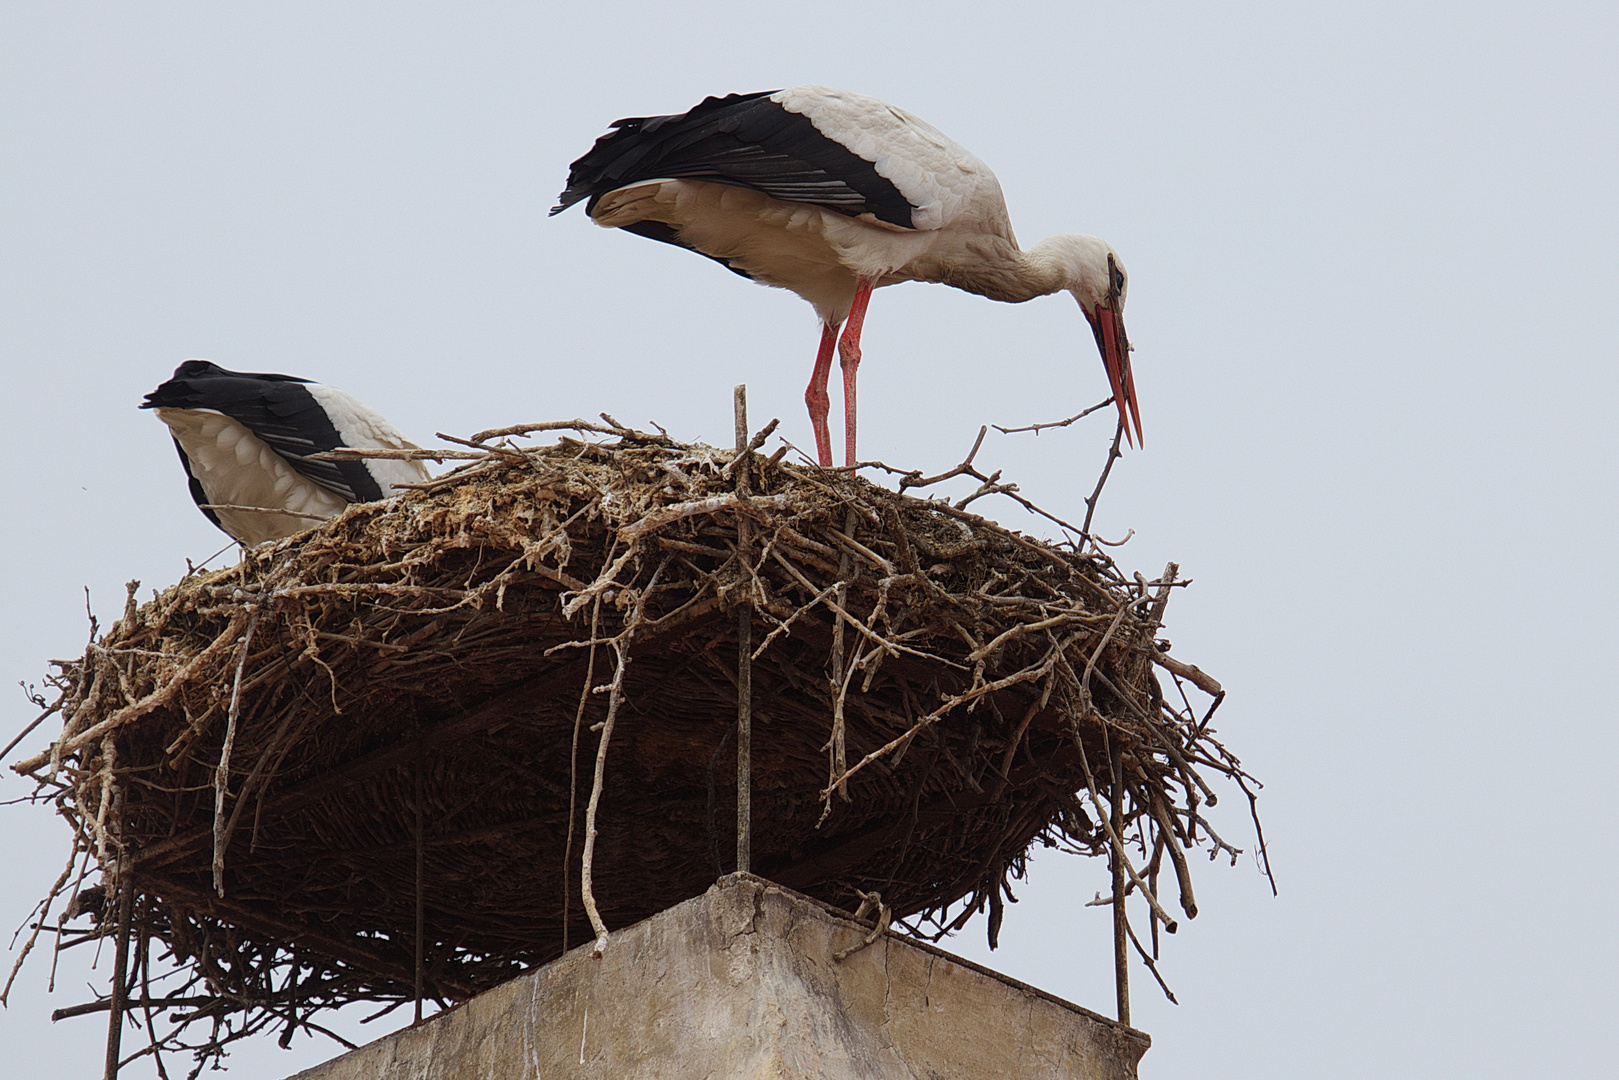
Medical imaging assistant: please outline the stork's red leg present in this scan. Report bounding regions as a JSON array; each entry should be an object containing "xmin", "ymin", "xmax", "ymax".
[
  {"xmin": 805, "ymin": 322, "xmax": 838, "ymax": 467},
  {"xmin": 838, "ymin": 277, "xmax": 876, "ymax": 467}
]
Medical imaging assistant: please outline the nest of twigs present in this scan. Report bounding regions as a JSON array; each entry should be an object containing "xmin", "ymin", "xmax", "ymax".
[{"xmin": 8, "ymin": 415, "xmax": 1263, "ymax": 1067}]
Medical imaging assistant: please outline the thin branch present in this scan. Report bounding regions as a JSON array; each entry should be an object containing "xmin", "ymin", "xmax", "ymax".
[
  {"xmin": 563, "ymin": 594, "xmax": 604, "ymax": 953},
  {"xmin": 581, "ymin": 557, "xmax": 669, "ymax": 955},
  {"xmin": 618, "ymin": 494, "xmax": 788, "ymax": 542},
  {"xmin": 197, "ymin": 505, "xmax": 329, "ymax": 521},
  {"xmin": 897, "ymin": 426, "xmax": 989, "ymax": 491},
  {"xmin": 993, "ymin": 396, "xmax": 1115, "ymax": 435},
  {"xmin": 1081, "ymin": 416, "xmax": 1127, "ymax": 540},
  {"xmin": 1124, "ymin": 908, "xmax": 1179, "ymax": 1006},
  {"xmin": 467, "ymin": 418, "xmax": 673, "ymax": 446},
  {"xmin": 2, "ymin": 701, "xmax": 62, "ymax": 763},
  {"xmin": 306, "ymin": 448, "xmax": 483, "ymax": 462},
  {"xmin": 213, "ymin": 608, "xmax": 260, "ymax": 897},
  {"xmin": 720, "ymin": 417, "xmax": 781, "ymax": 481}
]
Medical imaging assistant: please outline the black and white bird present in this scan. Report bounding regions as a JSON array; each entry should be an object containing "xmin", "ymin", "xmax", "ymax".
[
  {"xmin": 552, "ymin": 85, "xmax": 1139, "ymax": 467},
  {"xmin": 141, "ymin": 360, "xmax": 432, "ymax": 545}
]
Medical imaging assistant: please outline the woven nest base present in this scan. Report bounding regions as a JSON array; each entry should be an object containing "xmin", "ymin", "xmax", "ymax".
[{"xmin": 13, "ymin": 421, "xmax": 1256, "ymax": 1053}]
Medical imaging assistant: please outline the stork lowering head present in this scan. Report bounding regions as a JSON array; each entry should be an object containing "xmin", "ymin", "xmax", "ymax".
[{"xmin": 1033, "ymin": 234, "xmax": 1140, "ymax": 447}]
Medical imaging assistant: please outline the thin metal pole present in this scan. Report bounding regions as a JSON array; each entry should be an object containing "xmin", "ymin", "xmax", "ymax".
[
  {"xmin": 733, "ymin": 384, "xmax": 752, "ymax": 876},
  {"xmin": 1111, "ymin": 746, "xmax": 1131, "ymax": 1027},
  {"xmin": 413, "ymin": 723, "xmax": 425, "ymax": 1024},
  {"xmin": 104, "ymin": 877, "xmax": 132, "ymax": 1080}
]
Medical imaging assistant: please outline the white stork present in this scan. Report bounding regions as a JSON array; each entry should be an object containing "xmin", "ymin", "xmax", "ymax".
[
  {"xmin": 552, "ymin": 85, "xmax": 1139, "ymax": 467},
  {"xmin": 141, "ymin": 360, "xmax": 432, "ymax": 545}
]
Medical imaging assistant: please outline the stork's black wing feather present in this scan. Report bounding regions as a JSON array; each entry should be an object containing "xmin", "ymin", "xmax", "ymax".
[
  {"xmin": 551, "ymin": 91, "xmax": 918, "ymax": 229},
  {"xmin": 141, "ymin": 361, "xmax": 384, "ymax": 502}
]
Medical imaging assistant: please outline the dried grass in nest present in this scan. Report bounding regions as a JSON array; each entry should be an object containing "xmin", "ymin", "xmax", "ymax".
[{"xmin": 7, "ymin": 414, "xmax": 1265, "ymax": 1069}]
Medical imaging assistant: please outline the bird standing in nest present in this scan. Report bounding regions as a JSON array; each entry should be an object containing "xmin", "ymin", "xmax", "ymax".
[
  {"xmin": 553, "ymin": 85, "xmax": 1140, "ymax": 467},
  {"xmin": 142, "ymin": 360, "xmax": 431, "ymax": 545}
]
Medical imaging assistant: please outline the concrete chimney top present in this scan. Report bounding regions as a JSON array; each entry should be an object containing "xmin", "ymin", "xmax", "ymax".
[
  {"xmin": 291, "ymin": 880, "xmax": 1152, "ymax": 1080},
  {"xmin": 286, "ymin": 874, "xmax": 1149, "ymax": 1079}
]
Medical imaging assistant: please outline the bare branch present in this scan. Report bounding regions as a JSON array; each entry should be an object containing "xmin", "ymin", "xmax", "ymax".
[
  {"xmin": 1081, "ymin": 416, "xmax": 1127, "ymax": 540},
  {"xmin": 993, "ymin": 396, "xmax": 1115, "ymax": 436}
]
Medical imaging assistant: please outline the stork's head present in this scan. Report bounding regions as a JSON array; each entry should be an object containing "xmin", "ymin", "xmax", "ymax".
[{"xmin": 1046, "ymin": 234, "xmax": 1141, "ymax": 447}]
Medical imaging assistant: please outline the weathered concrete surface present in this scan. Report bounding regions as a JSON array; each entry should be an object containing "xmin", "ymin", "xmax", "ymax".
[{"xmin": 287, "ymin": 874, "xmax": 1149, "ymax": 1080}]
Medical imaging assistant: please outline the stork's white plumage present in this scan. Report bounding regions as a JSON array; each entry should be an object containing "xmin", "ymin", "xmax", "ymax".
[
  {"xmin": 553, "ymin": 85, "xmax": 1139, "ymax": 466},
  {"xmin": 141, "ymin": 360, "xmax": 432, "ymax": 545}
]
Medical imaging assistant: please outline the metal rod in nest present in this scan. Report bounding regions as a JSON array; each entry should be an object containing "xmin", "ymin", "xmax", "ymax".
[
  {"xmin": 413, "ymin": 721, "xmax": 425, "ymax": 1025},
  {"xmin": 1111, "ymin": 744, "xmax": 1130, "ymax": 1027},
  {"xmin": 103, "ymin": 873, "xmax": 132, "ymax": 1079},
  {"xmin": 734, "ymin": 383, "xmax": 753, "ymax": 876}
]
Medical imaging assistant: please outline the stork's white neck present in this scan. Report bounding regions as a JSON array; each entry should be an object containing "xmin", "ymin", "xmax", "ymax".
[
  {"xmin": 939, "ymin": 233, "xmax": 1112, "ymax": 308},
  {"xmin": 1005, "ymin": 240, "xmax": 1077, "ymax": 302},
  {"xmin": 1025, "ymin": 234, "xmax": 1115, "ymax": 306}
]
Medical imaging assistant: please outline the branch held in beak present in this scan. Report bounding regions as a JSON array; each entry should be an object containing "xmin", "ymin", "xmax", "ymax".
[{"xmin": 1086, "ymin": 304, "xmax": 1142, "ymax": 448}]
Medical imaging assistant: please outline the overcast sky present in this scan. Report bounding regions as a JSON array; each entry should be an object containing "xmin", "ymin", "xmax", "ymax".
[{"xmin": 3, "ymin": 3, "xmax": 1615, "ymax": 1077}]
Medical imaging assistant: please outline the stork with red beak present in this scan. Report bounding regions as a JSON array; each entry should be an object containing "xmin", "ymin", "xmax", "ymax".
[{"xmin": 553, "ymin": 85, "xmax": 1140, "ymax": 466}]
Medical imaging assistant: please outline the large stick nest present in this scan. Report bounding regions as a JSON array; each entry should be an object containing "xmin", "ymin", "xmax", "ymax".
[{"xmin": 10, "ymin": 419, "xmax": 1261, "ymax": 1062}]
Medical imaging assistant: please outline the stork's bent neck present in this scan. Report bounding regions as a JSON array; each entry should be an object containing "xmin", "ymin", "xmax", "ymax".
[
  {"xmin": 1011, "ymin": 239, "xmax": 1079, "ymax": 301},
  {"xmin": 941, "ymin": 236, "xmax": 1081, "ymax": 305}
]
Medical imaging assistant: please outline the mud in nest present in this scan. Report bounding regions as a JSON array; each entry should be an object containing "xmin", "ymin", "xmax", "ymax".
[{"xmin": 10, "ymin": 418, "xmax": 1263, "ymax": 1062}]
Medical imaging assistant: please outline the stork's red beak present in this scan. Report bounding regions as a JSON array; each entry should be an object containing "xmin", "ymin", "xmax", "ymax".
[{"xmin": 1087, "ymin": 304, "xmax": 1142, "ymax": 448}]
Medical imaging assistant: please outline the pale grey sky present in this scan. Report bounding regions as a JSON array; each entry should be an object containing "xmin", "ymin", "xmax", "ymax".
[{"xmin": 3, "ymin": 3, "xmax": 1615, "ymax": 1077}]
